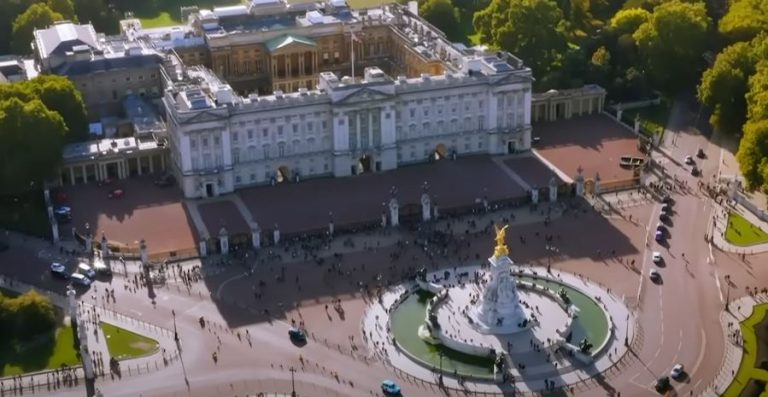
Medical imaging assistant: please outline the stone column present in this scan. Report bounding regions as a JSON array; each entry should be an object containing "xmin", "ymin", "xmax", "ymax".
[
  {"xmin": 389, "ymin": 198, "xmax": 399, "ymax": 227},
  {"xmin": 251, "ymin": 222, "xmax": 261, "ymax": 249},
  {"xmin": 218, "ymin": 227, "xmax": 229, "ymax": 255},
  {"xmin": 199, "ymin": 240, "xmax": 208, "ymax": 257},
  {"xmin": 616, "ymin": 106, "xmax": 623, "ymax": 122},
  {"xmin": 273, "ymin": 224, "xmax": 280, "ymax": 245},
  {"xmin": 594, "ymin": 173, "xmax": 602, "ymax": 195},
  {"xmin": 531, "ymin": 187, "xmax": 539, "ymax": 204},
  {"xmin": 420, "ymin": 193, "xmax": 432, "ymax": 222},
  {"xmin": 101, "ymin": 233, "xmax": 109, "ymax": 259},
  {"xmin": 634, "ymin": 116, "xmax": 640, "ymax": 134},
  {"xmin": 85, "ymin": 231, "xmax": 93, "ymax": 254},
  {"xmin": 548, "ymin": 177, "xmax": 558, "ymax": 203},
  {"xmin": 381, "ymin": 211, "xmax": 387, "ymax": 228},
  {"xmin": 140, "ymin": 239, "xmax": 148, "ymax": 266},
  {"xmin": 51, "ymin": 219, "xmax": 59, "ymax": 243},
  {"xmin": 433, "ymin": 203, "xmax": 439, "ymax": 220},
  {"xmin": 575, "ymin": 166, "xmax": 585, "ymax": 197}
]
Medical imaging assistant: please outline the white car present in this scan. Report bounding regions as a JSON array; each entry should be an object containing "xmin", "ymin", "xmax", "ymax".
[
  {"xmin": 652, "ymin": 252, "xmax": 662, "ymax": 263},
  {"xmin": 70, "ymin": 273, "xmax": 92, "ymax": 287},
  {"xmin": 77, "ymin": 262, "xmax": 96, "ymax": 279},
  {"xmin": 649, "ymin": 269, "xmax": 661, "ymax": 281},
  {"xmin": 670, "ymin": 363, "xmax": 684, "ymax": 379},
  {"xmin": 684, "ymin": 155, "xmax": 694, "ymax": 165}
]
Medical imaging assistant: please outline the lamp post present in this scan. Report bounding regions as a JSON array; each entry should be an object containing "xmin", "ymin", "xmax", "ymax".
[
  {"xmin": 545, "ymin": 244, "xmax": 556, "ymax": 273},
  {"xmin": 438, "ymin": 351, "xmax": 444, "ymax": 386},
  {"xmin": 289, "ymin": 366, "xmax": 297, "ymax": 397},
  {"xmin": 624, "ymin": 313, "xmax": 629, "ymax": 347},
  {"xmin": 725, "ymin": 274, "xmax": 731, "ymax": 311},
  {"xmin": 172, "ymin": 309, "xmax": 179, "ymax": 343}
]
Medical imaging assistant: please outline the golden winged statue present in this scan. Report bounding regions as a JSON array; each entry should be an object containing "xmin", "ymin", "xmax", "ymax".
[{"xmin": 493, "ymin": 224, "xmax": 509, "ymax": 258}]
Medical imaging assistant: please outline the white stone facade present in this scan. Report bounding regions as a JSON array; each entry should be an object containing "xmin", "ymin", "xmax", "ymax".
[{"xmin": 164, "ymin": 57, "xmax": 532, "ymax": 199}]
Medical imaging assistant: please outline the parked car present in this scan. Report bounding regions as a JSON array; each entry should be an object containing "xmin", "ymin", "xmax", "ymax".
[
  {"xmin": 684, "ymin": 155, "xmax": 694, "ymax": 165},
  {"xmin": 288, "ymin": 328, "xmax": 306, "ymax": 342},
  {"xmin": 50, "ymin": 262, "xmax": 69, "ymax": 279},
  {"xmin": 381, "ymin": 380, "xmax": 401, "ymax": 395},
  {"xmin": 77, "ymin": 262, "xmax": 96, "ymax": 279},
  {"xmin": 670, "ymin": 363, "xmax": 685, "ymax": 379},
  {"xmin": 93, "ymin": 258, "xmax": 111, "ymax": 275},
  {"xmin": 154, "ymin": 174, "xmax": 175, "ymax": 187},
  {"xmin": 691, "ymin": 166, "xmax": 700, "ymax": 176},
  {"xmin": 655, "ymin": 230, "xmax": 664, "ymax": 242},
  {"xmin": 655, "ymin": 376, "xmax": 670, "ymax": 393},
  {"xmin": 649, "ymin": 269, "xmax": 661, "ymax": 281},
  {"xmin": 70, "ymin": 273, "xmax": 91, "ymax": 287},
  {"xmin": 54, "ymin": 206, "xmax": 72, "ymax": 223},
  {"xmin": 696, "ymin": 148, "xmax": 706, "ymax": 158},
  {"xmin": 661, "ymin": 193, "xmax": 672, "ymax": 203},
  {"xmin": 652, "ymin": 252, "xmax": 662, "ymax": 263}
]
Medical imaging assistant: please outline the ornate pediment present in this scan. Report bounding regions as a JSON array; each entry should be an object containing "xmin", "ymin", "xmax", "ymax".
[
  {"xmin": 183, "ymin": 110, "xmax": 227, "ymax": 124},
  {"xmin": 335, "ymin": 87, "xmax": 393, "ymax": 104}
]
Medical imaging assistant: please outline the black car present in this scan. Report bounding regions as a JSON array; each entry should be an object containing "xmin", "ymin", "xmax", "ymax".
[
  {"xmin": 154, "ymin": 174, "xmax": 175, "ymax": 187},
  {"xmin": 288, "ymin": 328, "xmax": 307, "ymax": 342},
  {"xmin": 696, "ymin": 148, "xmax": 706, "ymax": 158},
  {"xmin": 654, "ymin": 376, "xmax": 670, "ymax": 393},
  {"xmin": 661, "ymin": 193, "xmax": 672, "ymax": 203}
]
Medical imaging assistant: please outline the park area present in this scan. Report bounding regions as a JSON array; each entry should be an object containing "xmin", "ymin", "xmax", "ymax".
[
  {"xmin": 621, "ymin": 99, "xmax": 672, "ymax": 138},
  {"xmin": 0, "ymin": 289, "xmax": 80, "ymax": 376},
  {"xmin": 0, "ymin": 190, "xmax": 50, "ymax": 239},
  {"xmin": 725, "ymin": 212, "xmax": 768, "ymax": 247},
  {"xmin": 100, "ymin": 323, "xmax": 159, "ymax": 360},
  {"xmin": 724, "ymin": 304, "xmax": 768, "ymax": 397}
]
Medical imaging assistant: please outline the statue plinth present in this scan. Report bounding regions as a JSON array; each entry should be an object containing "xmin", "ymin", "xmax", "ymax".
[{"xmin": 469, "ymin": 254, "xmax": 529, "ymax": 334}]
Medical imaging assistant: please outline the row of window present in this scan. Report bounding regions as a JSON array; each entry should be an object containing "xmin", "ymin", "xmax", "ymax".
[{"xmin": 233, "ymin": 162, "xmax": 331, "ymax": 185}]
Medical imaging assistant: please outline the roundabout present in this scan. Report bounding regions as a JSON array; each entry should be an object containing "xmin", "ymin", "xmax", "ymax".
[{"xmin": 364, "ymin": 225, "xmax": 634, "ymax": 392}]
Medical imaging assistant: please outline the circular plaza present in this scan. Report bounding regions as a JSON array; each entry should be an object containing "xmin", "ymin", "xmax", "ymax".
[{"xmin": 362, "ymin": 226, "xmax": 634, "ymax": 393}]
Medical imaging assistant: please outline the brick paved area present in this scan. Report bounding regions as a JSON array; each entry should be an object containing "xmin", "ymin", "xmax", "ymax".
[
  {"xmin": 198, "ymin": 200, "xmax": 251, "ymax": 236},
  {"xmin": 504, "ymin": 156, "xmax": 564, "ymax": 188},
  {"xmin": 60, "ymin": 176, "xmax": 197, "ymax": 254},
  {"xmin": 534, "ymin": 115, "xmax": 643, "ymax": 182},
  {"xmin": 238, "ymin": 156, "xmax": 527, "ymax": 234}
]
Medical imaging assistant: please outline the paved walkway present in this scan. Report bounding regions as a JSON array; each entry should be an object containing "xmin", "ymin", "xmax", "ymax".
[
  {"xmin": 699, "ymin": 294, "xmax": 768, "ymax": 396},
  {"xmin": 363, "ymin": 265, "xmax": 636, "ymax": 395}
]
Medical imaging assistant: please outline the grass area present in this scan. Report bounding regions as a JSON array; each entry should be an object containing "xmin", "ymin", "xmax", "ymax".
[
  {"xmin": 100, "ymin": 322, "xmax": 159, "ymax": 360},
  {"xmin": 723, "ymin": 304, "xmax": 768, "ymax": 397},
  {"xmin": 623, "ymin": 99, "xmax": 672, "ymax": 138},
  {"xmin": 0, "ymin": 190, "xmax": 50, "ymax": 239},
  {"xmin": 725, "ymin": 212, "xmax": 768, "ymax": 247},
  {"xmin": 0, "ymin": 326, "xmax": 81, "ymax": 376},
  {"xmin": 136, "ymin": 0, "xmax": 243, "ymax": 27}
]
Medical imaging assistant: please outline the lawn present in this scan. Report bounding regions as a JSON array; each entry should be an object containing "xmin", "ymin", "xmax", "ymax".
[
  {"xmin": 0, "ymin": 190, "xmax": 50, "ymax": 239},
  {"xmin": 725, "ymin": 212, "xmax": 768, "ymax": 247},
  {"xmin": 623, "ymin": 99, "xmax": 672, "ymax": 138},
  {"xmin": 723, "ymin": 303, "xmax": 768, "ymax": 397},
  {"xmin": 100, "ymin": 322, "xmax": 159, "ymax": 360},
  {"xmin": 136, "ymin": 0, "xmax": 243, "ymax": 27},
  {"xmin": 0, "ymin": 326, "xmax": 81, "ymax": 376}
]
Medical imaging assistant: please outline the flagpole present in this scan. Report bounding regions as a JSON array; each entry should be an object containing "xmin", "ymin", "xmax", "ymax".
[{"xmin": 351, "ymin": 29, "xmax": 355, "ymax": 80}]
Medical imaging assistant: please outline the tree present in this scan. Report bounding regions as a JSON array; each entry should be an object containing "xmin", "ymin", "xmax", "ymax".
[
  {"xmin": 26, "ymin": 76, "xmax": 89, "ymax": 142},
  {"xmin": 718, "ymin": 0, "xmax": 768, "ymax": 43},
  {"xmin": 73, "ymin": 0, "xmax": 120, "ymax": 34},
  {"xmin": 11, "ymin": 3, "xmax": 64, "ymax": 54},
  {"xmin": 698, "ymin": 42, "xmax": 755, "ymax": 134},
  {"xmin": 633, "ymin": 0, "xmax": 711, "ymax": 93},
  {"xmin": 609, "ymin": 7, "xmax": 650, "ymax": 36},
  {"xmin": 736, "ymin": 119, "xmax": 768, "ymax": 192},
  {"xmin": 0, "ymin": 290, "xmax": 57, "ymax": 339},
  {"xmin": 47, "ymin": 0, "xmax": 76, "ymax": 20},
  {"xmin": 0, "ymin": 98, "xmax": 67, "ymax": 194},
  {"xmin": 474, "ymin": 0, "xmax": 569, "ymax": 79},
  {"xmin": 419, "ymin": 0, "xmax": 462, "ymax": 42}
]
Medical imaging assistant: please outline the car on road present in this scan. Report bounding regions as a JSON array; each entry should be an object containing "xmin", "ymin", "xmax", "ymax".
[
  {"xmin": 50, "ymin": 262, "xmax": 69, "ymax": 279},
  {"xmin": 654, "ymin": 376, "xmax": 670, "ymax": 393},
  {"xmin": 670, "ymin": 364, "xmax": 685, "ymax": 379},
  {"xmin": 54, "ymin": 206, "xmax": 72, "ymax": 223},
  {"xmin": 649, "ymin": 269, "xmax": 661, "ymax": 281},
  {"xmin": 655, "ymin": 230, "xmax": 664, "ymax": 242},
  {"xmin": 661, "ymin": 203, "xmax": 671, "ymax": 212},
  {"xmin": 77, "ymin": 262, "xmax": 96, "ymax": 279},
  {"xmin": 107, "ymin": 188, "xmax": 124, "ymax": 199},
  {"xmin": 381, "ymin": 380, "xmax": 401, "ymax": 395},
  {"xmin": 70, "ymin": 273, "xmax": 91, "ymax": 287},
  {"xmin": 652, "ymin": 252, "xmax": 662, "ymax": 263},
  {"xmin": 691, "ymin": 166, "xmax": 700, "ymax": 176},
  {"xmin": 661, "ymin": 193, "xmax": 672, "ymax": 203},
  {"xmin": 93, "ymin": 258, "xmax": 112, "ymax": 275},
  {"xmin": 288, "ymin": 327, "xmax": 307, "ymax": 342},
  {"xmin": 696, "ymin": 148, "xmax": 706, "ymax": 158},
  {"xmin": 656, "ymin": 223, "xmax": 667, "ymax": 232},
  {"xmin": 684, "ymin": 155, "xmax": 694, "ymax": 165},
  {"xmin": 659, "ymin": 212, "xmax": 669, "ymax": 221}
]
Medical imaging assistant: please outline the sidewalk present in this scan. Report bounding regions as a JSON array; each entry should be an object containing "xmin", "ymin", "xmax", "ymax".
[{"xmin": 698, "ymin": 294, "xmax": 768, "ymax": 396}]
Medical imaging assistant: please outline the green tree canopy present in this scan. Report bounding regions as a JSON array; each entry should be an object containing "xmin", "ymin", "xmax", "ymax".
[
  {"xmin": 609, "ymin": 7, "xmax": 650, "ymax": 35},
  {"xmin": 633, "ymin": 0, "xmax": 711, "ymax": 93},
  {"xmin": 11, "ymin": 3, "xmax": 64, "ymax": 54},
  {"xmin": 718, "ymin": 0, "xmax": 768, "ymax": 44},
  {"xmin": 0, "ymin": 290, "xmax": 57, "ymax": 339},
  {"xmin": 736, "ymin": 119, "xmax": 768, "ymax": 192},
  {"xmin": 73, "ymin": 0, "xmax": 119, "ymax": 33},
  {"xmin": 47, "ymin": 0, "xmax": 76, "ymax": 20},
  {"xmin": 419, "ymin": 0, "xmax": 462, "ymax": 42},
  {"xmin": 474, "ymin": 0, "xmax": 569, "ymax": 79},
  {"xmin": 0, "ymin": 98, "xmax": 67, "ymax": 194},
  {"xmin": 698, "ymin": 42, "xmax": 755, "ymax": 134}
]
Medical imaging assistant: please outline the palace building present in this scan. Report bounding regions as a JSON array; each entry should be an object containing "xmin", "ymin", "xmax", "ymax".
[{"xmin": 159, "ymin": 2, "xmax": 533, "ymax": 198}]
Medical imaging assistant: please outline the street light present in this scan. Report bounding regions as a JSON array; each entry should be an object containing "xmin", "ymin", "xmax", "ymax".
[
  {"xmin": 289, "ymin": 366, "xmax": 297, "ymax": 397},
  {"xmin": 624, "ymin": 313, "xmax": 629, "ymax": 347},
  {"xmin": 172, "ymin": 309, "xmax": 179, "ymax": 343},
  {"xmin": 545, "ymin": 244, "xmax": 556, "ymax": 273},
  {"xmin": 438, "ymin": 351, "xmax": 444, "ymax": 386},
  {"xmin": 725, "ymin": 274, "xmax": 731, "ymax": 311}
]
